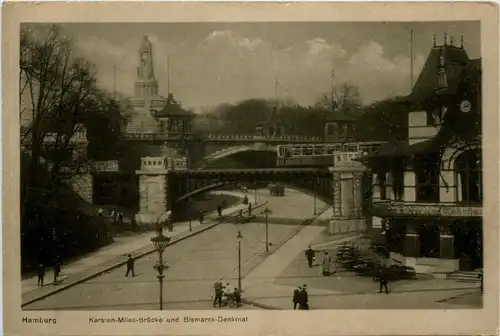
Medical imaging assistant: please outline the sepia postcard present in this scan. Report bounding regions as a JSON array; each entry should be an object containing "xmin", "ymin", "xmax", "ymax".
[{"xmin": 3, "ymin": 1, "xmax": 499, "ymax": 335}]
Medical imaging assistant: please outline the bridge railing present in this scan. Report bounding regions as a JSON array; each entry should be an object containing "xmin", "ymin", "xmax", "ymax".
[
  {"xmin": 277, "ymin": 141, "xmax": 385, "ymax": 158},
  {"xmin": 43, "ymin": 130, "xmax": 88, "ymax": 145},
  {"xmin": 205, "ymin": 134, "xmax": 323, "ymax": 142}
]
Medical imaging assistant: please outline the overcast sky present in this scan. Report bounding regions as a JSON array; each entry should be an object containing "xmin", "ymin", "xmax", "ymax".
[{"xmin": 56, "ymin": 22, "xmax": 480, "ymax": 112}]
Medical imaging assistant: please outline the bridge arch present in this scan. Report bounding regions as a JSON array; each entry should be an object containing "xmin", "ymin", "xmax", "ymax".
[
  {"xmin": 175, "ymin": 180, "xmax": 333, "ymax": 205},
  {"xmin": 203, "ymin": 143, "xmax": 277, "ymax": 162}
]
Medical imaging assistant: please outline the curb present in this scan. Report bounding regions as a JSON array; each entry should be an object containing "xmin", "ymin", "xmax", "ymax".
[
  {"xmin": 22, "ymin": 201, "xmax": 268, "ymax": 308},
  {"xmin": 242, "ymin": 298, "xmax": 282, "ymax": 310}
]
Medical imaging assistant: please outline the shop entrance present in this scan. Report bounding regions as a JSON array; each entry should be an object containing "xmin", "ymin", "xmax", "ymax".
[
  {"xmin": 417, "ymin": 222, "xmax": 440, "ymax": 258},
  {"xmin": 452, "ymin": 219, "xmax": 483, "ymax": 271}
]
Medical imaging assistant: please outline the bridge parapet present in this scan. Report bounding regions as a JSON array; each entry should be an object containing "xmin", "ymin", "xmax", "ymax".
[
  {"xmin": 204, "ymin": 134, "xmax": 323, "ymax": 142},
  {"xmin": 333, "ymin": 151, "xmax": 366, "ymax": 167},
  {"xmin": 92, "ymin": 160, "xmax": 119, "ymax": 172},
  {"xmin": 43, "ymin": 129, "xmax": 88, "ymax": 145},
  {"xmin": 140, "ymin": 156, "xmax": 187, "ymax": 172}
]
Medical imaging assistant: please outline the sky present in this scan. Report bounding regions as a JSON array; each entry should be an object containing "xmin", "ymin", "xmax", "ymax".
[{"xmin": 52, "ymin": 22, "xmax": 479, "ymax": 112}]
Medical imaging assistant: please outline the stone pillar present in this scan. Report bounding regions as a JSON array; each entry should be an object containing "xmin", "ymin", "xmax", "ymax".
[
  {"xmin": 332, "ymin": 173, "xmax": 342, "ymax": 217},
  {"xmin": 70, "ymin": 173, "xmax": 93, "ymax": 204},
  {"xmin": 439, "ymin": 224, "xmax": 455, "ymax": 259},
  {"xmin": 135, "ymin": 157, "xmax": 170, "ymax": 226},
  {"xmin": 353, "ymin": 173, "xmax": 363, "ymax": 218},
  {"xmin": 404, "ymin": 223, "xmax": 420, "ymax": 258}
]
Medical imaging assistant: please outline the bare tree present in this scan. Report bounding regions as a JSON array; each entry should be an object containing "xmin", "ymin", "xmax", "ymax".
[
  {"xmin": 20, "ymin": 24, "xmax": 99, "ymax": 184},
  {"xmin": 314, "ymin": 82, "xmax": 362, "ymax": 116}
]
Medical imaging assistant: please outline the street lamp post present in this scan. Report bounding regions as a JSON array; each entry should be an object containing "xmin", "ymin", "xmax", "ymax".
[
  {"xmin": 263, "ymin": 207, "xmax": 271, "ymax": 253},
  {"xmin": 254, "ymin": 183, "xmax": 257, "ymax": 205},
  {"xmin": 313, "ymin": 179, "xmax": 317, "ymax": 216},
  {"xmin": 151, "ymin": 231, "xmax": 171, "ymax": 310},
  {"xmin": 236, "ymin": 230, "xmax": 243, "ymax": 292}
]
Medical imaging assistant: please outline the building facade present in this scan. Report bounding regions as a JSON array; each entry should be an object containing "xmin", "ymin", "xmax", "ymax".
[{"xmin": 362, "ymin": 34, "xmax": 482, "ymax": 274}]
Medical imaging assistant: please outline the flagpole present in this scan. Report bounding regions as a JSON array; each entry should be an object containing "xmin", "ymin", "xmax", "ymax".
[
  {"xmin": 410, "ymin": 29, "xmax": 414, "ymax": 91},
  {"xmin": 167, "ymin": 56, "xmax": 171, "ymax": 95},
  {"xmin": 113, "ymin": 64, "xmax": 116, "ymax": 98}
]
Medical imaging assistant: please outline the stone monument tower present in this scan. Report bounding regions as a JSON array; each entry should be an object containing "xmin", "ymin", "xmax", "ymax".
[{"xmin": 128, "ymin": 36, "xmax": 167, "ymax": 132}]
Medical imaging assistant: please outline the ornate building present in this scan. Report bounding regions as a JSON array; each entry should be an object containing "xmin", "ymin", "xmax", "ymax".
[{"xmin": 361, "ymin": 34, "xmax": 482, "ymax": 274}]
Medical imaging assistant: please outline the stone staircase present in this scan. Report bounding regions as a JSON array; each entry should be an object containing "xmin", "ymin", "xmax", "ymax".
[{"xmin": 447, "ymin": 270, "xmax": 481, "ymax": 283}]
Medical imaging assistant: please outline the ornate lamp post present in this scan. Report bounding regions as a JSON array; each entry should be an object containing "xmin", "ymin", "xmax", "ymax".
[
  {"xmin": 236, "ymin": 230, "xmax": 243, "ymax": 292},
  {"xmin": 262, "ymin": 207, "xmax": 272, "ymax": 253},
  {"xmin": 151, "ymin": 232, "xmax": 171, "ymax": 310}
]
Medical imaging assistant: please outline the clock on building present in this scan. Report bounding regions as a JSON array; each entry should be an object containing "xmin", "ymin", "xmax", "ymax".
[{"xmin": 459, "ymin": 100, "xmax": 472, "ymax": 113}]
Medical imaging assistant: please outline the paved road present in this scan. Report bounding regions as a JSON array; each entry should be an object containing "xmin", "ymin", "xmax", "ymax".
[{"xmin": 24, "ymin": 189, "xmax": 326, "ymax": 311}]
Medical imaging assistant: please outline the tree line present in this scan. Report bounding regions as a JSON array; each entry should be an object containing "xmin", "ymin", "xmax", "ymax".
[
  {"xmin": 192, "ymin": 83, "xmax": 408, "ymax": 142},
  {"xmin": 20, "ymin": 24, "xmax": 128, "ymax": 272}
]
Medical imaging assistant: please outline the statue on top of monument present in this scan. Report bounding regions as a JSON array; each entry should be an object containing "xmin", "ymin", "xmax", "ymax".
[{"xmin": 138, "ymin": 35, "xmax": 155, "ymax": 80}]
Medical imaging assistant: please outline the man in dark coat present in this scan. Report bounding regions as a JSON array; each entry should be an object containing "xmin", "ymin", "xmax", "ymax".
[
  {"xmin": 379, "ymin": 267, "xmax": 389, "ymax": 294},
  {"xmin": 305, "ymin": 246, "xmax": 317, "ymax": 268},
  {"xmin": 53, "ymin": 259, "xmax": 61, "ymax": 284},
  {"xmin": 478, "ymin": 269, "xmax": 483, "ymax": 294},
  {"xmin": 125, "ymin": 254, "xmax": 135, "ymax": 277},
  {"xmin": 37, "ymin": 263, "xmax": 45, "ymax": 287},
  {"xmin": 213, "ymin": 281, "xmax": 223, "ymax": 308},
  {"xmin": 217, "ymin": 205, "xmax": 222, "ymax": 217},
  {"xmin": 293, "ymin": 285, "xmax": 302, "ymax": 309},
  {"xmin": 298, "ymin": 284, "xmax": 309, "ymax": 310}
]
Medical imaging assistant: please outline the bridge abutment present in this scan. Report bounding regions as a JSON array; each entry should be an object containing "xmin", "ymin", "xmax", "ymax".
[
  {"xmin": 328, "ymin": 156, "xmax": 370, "ymax": 235},
  {"xmin": 134, "ymin": 156, "xmax": 187, "ymax": 226}
]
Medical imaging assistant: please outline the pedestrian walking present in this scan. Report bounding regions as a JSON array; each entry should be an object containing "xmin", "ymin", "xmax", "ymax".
[
  {"xmin": 378, "ymin": 267, "xmax": 389, "ymax": 294},
  {"xmin": 125, "ymin": 254, "xmax": 135, "ymax": 277},
  {"xmin": 118, "ymin": 212, "xmax": 124, "ymax": 224},
  {"xmin": 199, "ymin": 212, "xmax": 204, "ymax": 225},
  {"xmin": 248, "ymin": 203, "xmax": 252, "ymax": 216},
  {"xmin": 111, "ymin": 209, "xmax": 117, "ymax": 224},
  {"xmin": 293, "ymin": 285, "xmax": 302, "ymax": 309},
  {"xmin": 36, "ymin": 263, "xmax": 45, "ymax": 287},
  {"xmin": 321, "ymin": 252, "xmax": 332, "ymax": 276},
  {"xmin": 53, "ymin": 259, "xmax": 61, "ymax": 284},
  {"xmin": 478, "ymin": 269, "xmax": 483, "ymax": 294},
  {"xmin": 298, "ymin": 284, "xmax": 309, "ymax": 310},
  {"xmin": 233, "ymin": 287, "xmax": 242, "ymax": 307},
  {"xmin": 217, "ymin": 205, "xmax": 222, "ymax": 217},
  {"xmin": 305, "ymin": 246, "xmax": 318, "ymax": 268},
  {"xmin": 156, "ymin": 220, "xmax": 163, "ymax": 235},
  {"xmin": 243, "ymin": 195, "xmax": 249, "ymax": 205},
  {"xmin": 213, "ymin": 281, "xmax": 223, "ymax": 308}
]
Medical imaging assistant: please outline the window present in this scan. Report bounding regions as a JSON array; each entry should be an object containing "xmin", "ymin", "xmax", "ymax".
[
  {"xmin": 414, "ymin": 153, "xmax": 440, "ymax": 202},
  {"xmin": 391, "ymin": 159, "xmax": 405, "ymax": 201},
  {"xmin": 455, "ymin": 149, "xmax": 482, "ymax": 204},
  {"xmin": 326, "ymin": 123, "xmax": 339, "ymax": 138},
  {"xmin": 376, "ymin": 172, "xmax": 387, "ymax": 200}
]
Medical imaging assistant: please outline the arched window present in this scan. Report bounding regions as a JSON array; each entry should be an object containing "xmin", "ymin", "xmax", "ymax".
[{"xmin": 455, "ymin": 149, "xmax": 482, "ymax": 204}]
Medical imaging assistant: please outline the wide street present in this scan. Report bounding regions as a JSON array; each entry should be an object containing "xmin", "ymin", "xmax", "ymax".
[{"xmin": 24, "ymin": 187, "xmax": 327, "ymax": 310}]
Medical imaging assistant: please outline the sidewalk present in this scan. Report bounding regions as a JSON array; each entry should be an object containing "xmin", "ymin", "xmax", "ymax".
[
  {"xmin": 21, "ymin": 197, "xmax": 250, "ymax": 306},
  {"xmin": 241, "ymin": 219, "xmax": 481, "ymax": 309}
]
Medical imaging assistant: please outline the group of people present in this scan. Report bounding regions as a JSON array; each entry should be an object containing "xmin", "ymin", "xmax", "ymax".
[
  {"xmin": 35, "ymin": 259, "xmax": 61, "ymax": 287},
  {"xmin": 304, "ymin": 245, "xmax": 391, "ymax": 294},
  {"xmin": 292, "ymin": 284, "xmax": 310, "ymax": 310},
  {"xmin": 304, "ymin": 246, "xmax": 335, "ymax": 276},
  {"xmin": 213, "ymin": 281, "xmax": 242, "ymax": 308}
]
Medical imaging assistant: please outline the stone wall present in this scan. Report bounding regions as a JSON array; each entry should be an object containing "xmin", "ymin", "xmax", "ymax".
[{"xmin": 70, "ymin": 173, "xmax": 93, "ymax": 204}]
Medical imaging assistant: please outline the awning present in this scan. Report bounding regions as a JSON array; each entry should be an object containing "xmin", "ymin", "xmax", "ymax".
[{"xmin": 358, "ymin": 138, "xmax": 439, "ymax": 161}]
